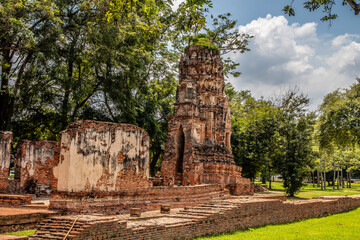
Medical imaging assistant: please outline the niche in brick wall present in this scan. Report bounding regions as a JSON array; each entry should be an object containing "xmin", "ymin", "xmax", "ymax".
[{"xmin": 175, "ymin": 125, "xmax": 185, "ymax": 185}]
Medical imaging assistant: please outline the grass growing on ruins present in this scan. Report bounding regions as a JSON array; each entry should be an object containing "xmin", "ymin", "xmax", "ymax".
[
  {"xmin": 0, "ymin": 229, "xmax": 36, "ymax": 236},
  {"xmin": 258, "ymin": 181, "xmax": 360, "ymax": 199},
  {"xmin": 197, "ymin": 207, "xmax": 360, "ymax": 240}
]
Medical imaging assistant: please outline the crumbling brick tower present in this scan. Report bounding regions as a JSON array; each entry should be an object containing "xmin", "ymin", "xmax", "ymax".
[{"xmin": 161, "ymin": 44, "xmax": 251, "ymax": 192}]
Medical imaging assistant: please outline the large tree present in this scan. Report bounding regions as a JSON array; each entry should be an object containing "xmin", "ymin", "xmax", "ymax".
[
  {"xmin": 2, "ymin": 0, "xmax": 251, "ymax": 176},
  {"xmin": 227, "ymin": 84, "xmax": 281, "ymax": 184},
  {"xmin": 274, "ymin": 89, "xmax": 316, "ymax": 196},
  {"xmin": 0, "ymin": 0, "xmax": 61, "ymax": 131}
]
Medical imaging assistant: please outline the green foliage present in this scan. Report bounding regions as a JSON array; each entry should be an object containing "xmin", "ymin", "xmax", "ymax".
[
  {"xmin": 1, "ymin": 0, "xmax": 251, "ymax": 174},
  {"xmin": 228, "ymin": 85, "xmax": 280, "ymax": 182},
  {"xmin": 171, "ymin": 2, "xmax": 252, "ymax": 77},
  {"xmin": 276, "ymin": 89, "xmax": 316, "ymax": 196},
  {"xmin": 228, "ymin": 84, "xmax": 315, "ymax": 196},
  {"xmin": 319, "ymin": 79, "xmax": 360, "ymax": 149},
  {"xmin": 189, "ymin": 34, "xmax": 219, "ymax": 52}
]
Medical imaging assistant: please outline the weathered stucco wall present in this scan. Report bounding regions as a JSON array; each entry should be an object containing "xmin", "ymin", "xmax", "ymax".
[
  {"xmin": 14, "ymin": 140, "xmax": 59, "ymax": 195},
  {"xmin": 53, "ymin": 120, "xmax": 150, "ymax": 192},
  {"xmin": 0, "ymin": 131, "xmax": 12, "ymax": 192}
]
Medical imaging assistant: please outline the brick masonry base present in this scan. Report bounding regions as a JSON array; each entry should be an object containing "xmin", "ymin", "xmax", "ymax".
[
  {"xmin": 49, "ymin": 184, "xmax": 230, "ymax": 214},
  {"xmin": 31, "ymin": 194, "xmax": 360, "ymax": 239},
  {"xmin": 0, "ymin": 194, "xmax": 32, "ymax": 206},
  {"xmin": 0, "ymin": 210, "xmax": 57, "ymax": 234}
]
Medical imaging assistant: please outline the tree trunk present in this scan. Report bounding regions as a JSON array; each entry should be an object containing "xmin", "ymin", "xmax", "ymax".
[
  {"xmin": 268, "ymin": 174, "xmax": 272, "ymax": 190},
  {"xmin": 317, "ymin": 170, "xmax": 320, "ymax": 187},
  {"xmin": 149, "ymin": 151, "xmax": 161, "ymax": 177},
  {"xmin": 337, "ymin": 170, "xmax": 340, "ymax": 189},
  {"xmin": 324, "ymin": 171, "xmax": 326, "ymax": 190},
  {"xmin": 341, "ymin": 169, "xmax": 344, "ymax": 188},
  {"xmin": 320, "ymin": 171, "xmax": 323, "ymax": 190},
  {"xmin": 0, "ymin": 49, "xmax": 13, "ymax": 131},
  {"xmin": 312, "ymin": 170, "xmax": 315, "ymax": 187},
  {"xmin": 333, "ymin": 166, "xmax": 336, "ymax": 189},
  {"xmin": 349, "ymin": 170, "xmax": 352, "ymax": 188}
]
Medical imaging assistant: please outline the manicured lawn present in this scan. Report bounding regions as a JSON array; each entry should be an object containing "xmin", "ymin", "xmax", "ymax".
[
  {"xmin": 258, "ymin": 181, "xmax": 360, "ymax": 199},
  {"xmin": 197, "ymin": 207, "xmax": 360, "ymax": 240},
  {"xmin": 0, "ymin": 229, "xmax": 36, "ymax": 236}
]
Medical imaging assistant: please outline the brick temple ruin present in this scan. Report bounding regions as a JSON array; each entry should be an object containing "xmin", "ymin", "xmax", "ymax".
[
  {"xmin": 0, "ymin": 131, "xmax": 59, "ymax": 197},
  {"xmin": 161, "ymin": 45, "xmax": 251, "ymax": 194},
  {"xmin": 0, "ymin": 44, "xmax": 360, "ymax": 239}
]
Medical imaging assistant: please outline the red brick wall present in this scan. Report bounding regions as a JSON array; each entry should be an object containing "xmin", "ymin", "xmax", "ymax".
[
  {"xmin": 15, "ymin": 140, "xmax": 59, "ymax": 195},
  {"xmin": 32, "ymin": 195, "xmax": 360, "ymax": 240},
  {"xmin": 0, "ymin": 131, "xmax": 12, "ymax": 192}
]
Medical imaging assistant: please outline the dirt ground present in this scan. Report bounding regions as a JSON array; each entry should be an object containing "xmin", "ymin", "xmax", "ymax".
[{"xmin": 0, "ymin": 207, "xmax": 53, "ymax": 216}]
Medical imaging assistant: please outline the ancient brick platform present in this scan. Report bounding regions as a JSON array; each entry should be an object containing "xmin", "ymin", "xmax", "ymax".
[
  {"xmin": 161, "ymin": 44, "xmax": 251, "ymax": 192},
  {"xmin": 0, "ymin": 207, "xmax": 57, "ymax": 233},
  {"xmin": 0, "ymin": 194, "xmax": 31, "ymax": 206},
  {"xmin": 50, "ymin": 184, "xmax": 229, "ymax": 214},
  {"xmin": 30, "ymin": 194, "xmax": 360, "ymax": 239}
]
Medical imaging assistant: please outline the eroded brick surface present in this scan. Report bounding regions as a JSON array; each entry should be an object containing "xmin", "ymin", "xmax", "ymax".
[
  {"xmin": 161, "ymin": 45, "xmax": 251, "ymax": 192},
  {"xmin": 14, "ymin": 140, "xmax": 59, "ymax": 196},
  {"xmin": 0, "ymin": 132, "xmax": 12, "ymax": 192}
]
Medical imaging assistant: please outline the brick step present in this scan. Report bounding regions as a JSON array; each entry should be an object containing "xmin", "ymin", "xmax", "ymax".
[
  {"xmin": 37, "ymin": 226, "xmax": 84, "ymax": 232},
  {"xmin": 35, "ymin": 228, "xmax": 83, "ymax": 235},
  {"xmin": 177, "ymin": 211, "xmax": 212, "ymax": 217},
  {"xmin": 33, "ymin": 234, "xmax": 63, "ymax": 239},
  {"xmin": 180, "ymin": 209, "xmax": 219, "ymax": 215},
  {"xmin": 22, "ymin": 204, "xmax": 49, "ymax": 209},
  {"xmin": 192, "ymin": 206, "xmax": 223, "ymax": 211},
  {"xmin": 203, "ymin": 203, "xmax": 234, "ymax": 208},
  {"xmin": 38, "ymin": 222, "xmax": 85, "ymax": 228}
]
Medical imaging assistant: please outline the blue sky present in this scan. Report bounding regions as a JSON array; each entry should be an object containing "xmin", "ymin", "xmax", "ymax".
[
  {"xmin": 210, "ymin": 0, "xmax": 358, "ymax": 36},
  {"xmin": 174, "ymin": 0, "xmax": 360, "ymax": 110}
]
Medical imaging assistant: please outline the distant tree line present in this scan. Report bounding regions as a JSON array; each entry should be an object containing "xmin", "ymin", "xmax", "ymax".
[{"xmin": 228, "ymin": 79, "xmax": 360, "ymax": 196}]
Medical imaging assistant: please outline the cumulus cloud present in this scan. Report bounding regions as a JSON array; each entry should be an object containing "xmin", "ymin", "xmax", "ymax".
[{"xmin": 231, "ymin": 14, "xmax": 360, "ymax": 110}]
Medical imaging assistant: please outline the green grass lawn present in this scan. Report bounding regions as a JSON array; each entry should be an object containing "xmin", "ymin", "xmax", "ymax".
[
  {"xmin": 197, "ymin": 207, "xmax": 360, "ymax": 240},
  {"xmin": 258, "ymin": 181, "xmax": 360, "ymax": 199},
  {"xmin": 0, "ymin": 229, "xmax": 36, "ymax": 236}
]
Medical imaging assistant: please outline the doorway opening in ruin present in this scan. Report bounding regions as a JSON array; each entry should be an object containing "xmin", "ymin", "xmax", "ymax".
[{"xmin": 175, "ymin": 125, "xmax": 185, "ymax": 185}]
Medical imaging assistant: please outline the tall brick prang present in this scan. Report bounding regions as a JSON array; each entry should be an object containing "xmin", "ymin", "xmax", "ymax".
[{"xmin": 161, "ymin": 44, "xmax": 251, "ymax": 193}]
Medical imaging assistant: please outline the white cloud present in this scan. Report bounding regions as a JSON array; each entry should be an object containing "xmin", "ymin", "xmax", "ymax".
[
  {"xmin": 331, "ymin": 34, "xmax": 360, "ymax": 48},
  {"xmin": 327, "ymin": 41, "xmax": 360, "ymax": 73},
  {"xmin": 172, "ymin": 0, "xmax": 185, "ymax": 10},
  {"xmin": 231, "ymin": 14, "xmax": 360, "ymax": 110}
]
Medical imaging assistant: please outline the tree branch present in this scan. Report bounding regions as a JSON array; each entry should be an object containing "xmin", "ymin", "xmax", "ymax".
[{"xmin": 346, "ymin": 0, "xmax": 360, "ymax": 15}]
